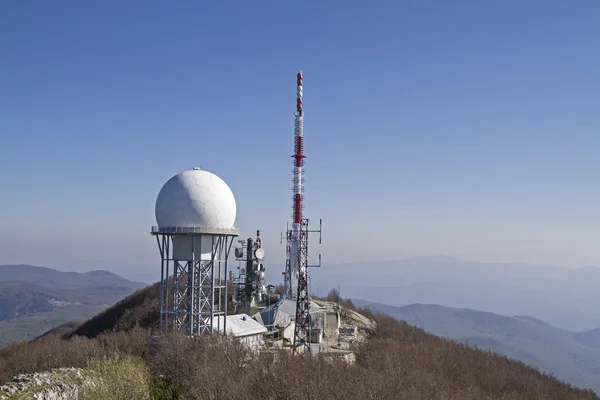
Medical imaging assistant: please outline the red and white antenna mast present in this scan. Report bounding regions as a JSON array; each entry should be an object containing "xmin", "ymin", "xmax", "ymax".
[
  {"xmin": 281, "ymin": 72, "xmax": 322, "ymax": 354},
  {"xmin": 285, "ymin": 73, "xmax": 306, "ymax": 299},
  {"xmin": 292, "ymin": 72, "xmax": 305, "ymax": 226}
]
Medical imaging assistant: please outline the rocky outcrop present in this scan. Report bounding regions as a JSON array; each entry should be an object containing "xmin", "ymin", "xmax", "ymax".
[{"xmin": 0, "ymin": 367, "xmax": 94, "ymax": 399}]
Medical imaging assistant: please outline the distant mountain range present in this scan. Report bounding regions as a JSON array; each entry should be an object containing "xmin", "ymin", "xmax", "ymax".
[
  {"xmin": 310, "ymin": 255, "xmax": 600, "ymax": 331},
  {"xmin": 353, "ymin": 299, "xmax": 600, "ymax": 394},
  {"xmin": 0, "ymin": 265, "xmax": 146, "ymax": 348}
]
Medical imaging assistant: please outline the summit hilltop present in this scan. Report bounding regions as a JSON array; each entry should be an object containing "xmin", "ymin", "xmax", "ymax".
[{"xmin": 0, "ymin": 283, "xmax": 596, "ymax": 399}]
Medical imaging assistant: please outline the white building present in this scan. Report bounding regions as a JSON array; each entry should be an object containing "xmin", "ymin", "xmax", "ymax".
[
  {"xmin": 254, "ymin": 298, "xmax": 325, "ymax": 343},
  {"xmin": 212, "ymin": 313, "xmax": 267, "ymax": 350}
]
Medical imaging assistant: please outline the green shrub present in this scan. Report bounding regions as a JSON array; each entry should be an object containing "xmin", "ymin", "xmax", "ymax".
[
  {"xmin": 150, "ymin": 376, "xmax": 183, "ymax": 400},
  {"xmin": 81, "ymin": 355, "xmax": 151, "ymax": 400}
]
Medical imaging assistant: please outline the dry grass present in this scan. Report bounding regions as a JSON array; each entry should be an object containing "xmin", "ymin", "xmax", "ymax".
[
  {"xmin": 81, "ymin": 355, "xmax": 151, "ymax": 400},
  {"xmin": 0, "ymin": 326, "xmax": 151, "ymax": 384}
]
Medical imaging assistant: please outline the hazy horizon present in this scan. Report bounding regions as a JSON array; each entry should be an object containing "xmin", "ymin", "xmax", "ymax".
[
  {"xmin": 5, "ymin": 254, "xmax": 600, "ymax": 332},
  {"xmin": 2, "ymin": 254, "xmax": 599, "ymax": 288}
]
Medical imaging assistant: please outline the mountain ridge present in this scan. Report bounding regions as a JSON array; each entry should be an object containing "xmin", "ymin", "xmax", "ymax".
[
  {"xmin": 0, "ymin": 265, "xmax": 146, "ymax": 289},
  {"xmin": 0, "ymin": 265, "xmax": 147, "ymax": 348},
  {"xmin": 310, "ymin": 256, "xmax": 600, "ymax": 330},
  {"xmin": 353, "ymin": 299, "xmax": 600, "ymax": 393}
]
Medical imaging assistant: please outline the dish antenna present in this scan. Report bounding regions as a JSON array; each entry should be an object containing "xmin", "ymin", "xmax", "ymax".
[
  {"xmin": 255, "ymin": 248, "xmax": 265, "ymax": 261},
  {"xmin": 235, "ymin": 247, "xmax": 244, "ymax": 258}
]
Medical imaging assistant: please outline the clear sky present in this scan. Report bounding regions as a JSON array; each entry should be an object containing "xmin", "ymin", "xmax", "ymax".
[{"xmin": 1, "ymin": 1, "xmax": 599, "ymax": 282}]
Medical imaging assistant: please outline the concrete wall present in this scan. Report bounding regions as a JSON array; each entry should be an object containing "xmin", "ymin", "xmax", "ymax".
[
  {"xmin": 282, "ymin": 323, "xmax": 295, "ymax": 342},
  {"xmin": 238, "ymin": 333, "xmax": 264, "ymax": 351},
  {"xmin": 324, "ymin": 311, "xmax": 340, "ymax": 339},
  {"xmin": 310, "ymin": 328, "xmax": 323, "ymax": 343}
]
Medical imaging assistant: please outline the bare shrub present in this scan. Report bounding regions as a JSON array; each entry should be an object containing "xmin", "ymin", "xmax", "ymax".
[
  {"xmin": 326, "ymin": 287, "xmax": 341, "ymax": 303},
  {"xmin": 355, "ymin": 317, "xmax": 599, "ymax": 400},
  {"xmin": 147, "ymin": 331, "xmax": 253, "ymax": 400},
  {"xmin": 0, "ymin": 335, "xmax": 106, "ymax": 383},
  {"xmin": 2, "ymin": 301, "xmax": 599, "ymax": 400},
  {"xmin": 0, "ymin": 328, "xmax": 149, "ymax": 385},
  {"xmin": 96, "ymin": 325, "xmax": 151, "ymax": 358},
  {"xmin": 274, "ymin": 283, "xmax": 285, "ymax": 295},
  {"xmin": 373, "ymin": 313, "xmax": 433, "ymax": 343},
  {"xmin": 248, "ymin": 351, "xmax": 389, "ymax": 400},
  {"xmin": 356, "ymin": 305, "xmax": 376, "ymax": 320}
]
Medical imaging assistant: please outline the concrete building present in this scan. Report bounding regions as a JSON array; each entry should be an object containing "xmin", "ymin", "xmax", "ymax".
[
  {"xmin": 254, "ymin": 297, "xmax": 326, "ymax": 343},
  {"xmin": 212, "ymin": 313, "xmax": 268, "ymax": 350}
]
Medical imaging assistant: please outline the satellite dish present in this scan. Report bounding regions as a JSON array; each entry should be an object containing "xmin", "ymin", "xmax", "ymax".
[
  {"xmin": 255, "ymin": 248, "xmax": 265, "ymax": 261},
  {"xmin": 241, "ymin": 268, "xmax": 246, "ymax": 275},
  {"xmin": 256, "ymin": 262, "xmax": 266, "ymax": 272},
  {"xmin": 234, "ymin": 247, "xmax": 244, "ymax": 258}
]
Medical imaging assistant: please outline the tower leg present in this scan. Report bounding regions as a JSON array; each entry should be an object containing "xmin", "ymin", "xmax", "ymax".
[
  {"xmin": 293, "ymin": 219, "xmax": 311, "ymax": 354},
  {"xmin": 155, "ymin": 233, "xmax": 235, "ymax": 336}
]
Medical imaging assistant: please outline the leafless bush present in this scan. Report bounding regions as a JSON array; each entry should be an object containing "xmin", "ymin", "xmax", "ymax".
[
  {"xmin": 2, "ymin": 306, "xmax": 598, "ymax": 400},
  {"xmin": 0, "ymin": 335, "xmax": 106, "ymax": 384},
  {"xmin": 372, "ymin": 313, "xmax": 433, "ymax": 343},
  {"xmin": 354, "ymin": 317, "xmax": 598, "ymax": 400},
  {"xmin": 359, "ymin": 307, "xmax": 376, "ymax": 321},
  {"xmin": 326, "ymin": 287, "xmax": 341, "ymax": 303},
  {"xmin": 274, "ymin": 283, "xmax": 285, "ymax": 295},
  {"xmin": 96, "ymin": 325, "xmax": 151, "ymax": 359},
  {"xmin": 147, "ymin": 331, "xmax": 253, "ymax": 400},
  {"xmin": 0, "ymin": 328, "xmax": 150, "ymax": 385}
]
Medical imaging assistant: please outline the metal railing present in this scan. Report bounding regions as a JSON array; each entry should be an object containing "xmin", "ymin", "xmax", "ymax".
[{"xmin": 151, "ymin": 226, "xmax": 239, "ymax": 235}]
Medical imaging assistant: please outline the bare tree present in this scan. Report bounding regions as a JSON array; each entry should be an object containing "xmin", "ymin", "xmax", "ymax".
[{"xmin": 326, "ymin": 287, "xmax": 341, "ymax": 303}]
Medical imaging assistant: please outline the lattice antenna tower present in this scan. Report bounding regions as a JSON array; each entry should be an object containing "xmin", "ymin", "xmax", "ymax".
[{"xmin": 282, "ymin": 72, "xmax": 323, "ymax": 354}]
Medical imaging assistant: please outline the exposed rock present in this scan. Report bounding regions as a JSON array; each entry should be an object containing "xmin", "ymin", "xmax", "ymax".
[{"xmin": 0, "ymin": 367, "xmax": 94, "ymax": 400}]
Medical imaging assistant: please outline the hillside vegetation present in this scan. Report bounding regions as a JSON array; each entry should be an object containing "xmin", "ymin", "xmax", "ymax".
[
  {"xmin": 354, "ymin": 300, "xmax": 600, "ymax": 393},
  {"xmin": 0, "ymin": 286, "xmax": 597, "ymax": 399},
  {"xmin": 0, "ymin": 265, "xmax": 145, "ymax": 348}
]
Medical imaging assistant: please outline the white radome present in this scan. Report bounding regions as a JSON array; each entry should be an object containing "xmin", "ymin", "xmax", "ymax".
[{"xmin": 155, "ymin": 168, "xmax": 237, "ymax": 230}]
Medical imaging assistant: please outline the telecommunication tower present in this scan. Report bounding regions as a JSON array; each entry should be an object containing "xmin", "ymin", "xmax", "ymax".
[
  {"xmin": 282, "ymin": 72, "xmax": 323, "ymax": 354},
  {"xmin": 232, "ymin": 230, "xmax": 267, "ymax": 312},
  {"xmin": 151, "ymin": 168, "xmax": 239, "ymax": 335}
]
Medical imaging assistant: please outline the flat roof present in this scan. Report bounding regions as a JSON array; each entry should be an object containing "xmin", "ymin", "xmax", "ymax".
[
  {"xmin": 212, "ymin": 313, "xmax": 268, "ymax": 337},
  {"xmin": 259, "ymin": 298, "xmax": 325, "ymax": 327}
]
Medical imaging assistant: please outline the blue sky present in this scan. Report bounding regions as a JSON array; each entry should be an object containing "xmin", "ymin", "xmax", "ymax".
[{"xmin": 1, "ymin": 1, "xmax": 599, "ymax": 282}]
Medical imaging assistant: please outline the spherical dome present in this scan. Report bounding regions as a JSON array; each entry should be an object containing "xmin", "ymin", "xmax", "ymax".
[{"xmin": 155, "ymin": 168, "xmax": 236, "ymax": 230}]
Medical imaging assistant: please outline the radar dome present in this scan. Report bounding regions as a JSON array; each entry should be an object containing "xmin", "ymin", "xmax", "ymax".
[{"xmin": 155, "ymin": 168, "xmax": 237, "ymax": 230}]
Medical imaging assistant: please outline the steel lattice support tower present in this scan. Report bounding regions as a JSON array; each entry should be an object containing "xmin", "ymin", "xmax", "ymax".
[
  {"xmin": 152, "ymin": 229, "xmax": 237, "ymax": 336},
  {"xmin": 293, "ymin": 219, "xmax": 311, "ymax": 352},
  {"xmin": 283, "ymin": 224, "xmax": 292, "ymax": 297}
]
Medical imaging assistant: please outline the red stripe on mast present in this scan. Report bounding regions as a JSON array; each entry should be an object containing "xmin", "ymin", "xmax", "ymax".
[{"xmin": 292, "ymin": 72, "xmax": 304, "ymax": 224}]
